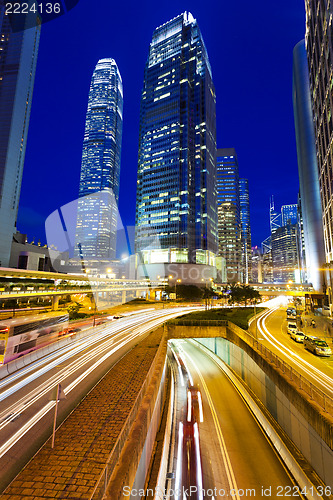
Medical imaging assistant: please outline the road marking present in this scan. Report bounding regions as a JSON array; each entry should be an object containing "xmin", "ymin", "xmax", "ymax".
[{"xmin": 177, "ymin": 342, "xmax": 241, "ymax": 500}]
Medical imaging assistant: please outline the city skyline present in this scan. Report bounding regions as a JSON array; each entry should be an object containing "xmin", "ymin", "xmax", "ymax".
[{"xmin": 15, "ymin": 0, "xmax": 306, "ymax": 251}]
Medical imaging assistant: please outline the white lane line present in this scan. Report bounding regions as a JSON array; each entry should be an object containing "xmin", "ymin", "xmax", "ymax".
[
  {"xmin": 177, "ymin": 342, "xmax": 241, "ymax": 500},
  {"xmin": 258, "ymin": 309, "xmax": 333, "ymax": 395},
  {"xmin": 0, "ymin": 308, "xmax": 200, "ymax": 456}
]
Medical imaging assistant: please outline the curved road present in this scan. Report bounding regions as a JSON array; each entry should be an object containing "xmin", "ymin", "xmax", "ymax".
[{"xmin": 167, "ymin": 339, "xmax": 302, "ymax": 499}]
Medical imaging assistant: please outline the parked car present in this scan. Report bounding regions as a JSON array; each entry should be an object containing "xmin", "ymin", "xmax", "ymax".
[
  {"xmin": 287, "ymin": 322, "xmax": 297, "ymax": 334},
  {"xmin": 290, "ymin": 330, "xmax": 305, "ymax": 343},
  {"xmin": 303, "ymin": 336, "xmax": 332, "ymax": 356}
]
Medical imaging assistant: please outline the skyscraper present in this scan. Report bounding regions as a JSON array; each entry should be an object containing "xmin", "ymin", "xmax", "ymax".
[
  {"xmin": 0, "ymin": 8, "xmax": 40, "ymax": 267},
  {"xmin": 271, "ymin": 222, "xmax": 299, "ymax": 283},
  {"xmin": 239, "ymin": 178, "xmax": 252, "ymax": 283},
  {"xmin": 75, "ymin": 59, "xmax": 123, "ymax": 261},
  {"xmin": 304, "ymin": 1, "xmax": 333, "ymax": 300},
  {"xmin": 135, "ymin": 13, "xmax": 218, "ymax": 269},
  {"xmin": 281, "ymin": 204, "xmax": 298, "ymax": 226},
  {"xmin": 216, "ymin": 148, "xmax": 241, "ymax": 283}
]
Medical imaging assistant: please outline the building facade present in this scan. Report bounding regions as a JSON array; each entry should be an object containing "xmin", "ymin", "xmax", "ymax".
[
  {"xmin": 271, "ymin": 221, "xmax": 300, "ymax": 283},
  {"xmin": 75, "ymin": 59, "xmax": 123, "ymax": 261},
  {"xmin": 293, "ymin": 39, "xmax": 325, "ymax": 291},
  {"xmin": 135, "ymin": 12, "xmax": 218, "ymax": 270},
  {"xmin": 216, "ymin": 148, "xmax": 242, "ymax": 283},
  {"xmin": 239, "ymin": 178, "xmax": 252, "ymax": 283},
  {"xmin": 281, "ymin": 204, "xmax": 298, "ymax": 226},
  {"xmin": 0, "ymin": 8, "xmax": 40, "ymax": 267},
  {"xmin": 305, "ymin": 0, "xmax": 333, "ymax": 304}
]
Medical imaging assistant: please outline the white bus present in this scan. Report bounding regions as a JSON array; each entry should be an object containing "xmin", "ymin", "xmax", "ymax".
[{"xmin": 0, "ymin": 312, "xmax": 69, "ymax": 364}]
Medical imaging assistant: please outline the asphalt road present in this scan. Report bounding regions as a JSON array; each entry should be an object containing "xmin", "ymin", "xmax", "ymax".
[
  {"xmin": 0, "ymin": 306, "xmax": 200, "ymax": 493},
  {"xmin": 253, "ymin": 307, "xmax": 333, "ymax": 399},
  {"xmin": 167, "ymin": 339, "xmax": 300, "ymax": 499}
]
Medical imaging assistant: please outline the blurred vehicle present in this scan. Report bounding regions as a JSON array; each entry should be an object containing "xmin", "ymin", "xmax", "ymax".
[
  {"xmin": 286, "ymin": 307, "xmax": 296, "ymax": 319},
  {"xmin": 290, "ymin": 330, "xmax": 305, "ymax": 343},
  {"xmin": 0, "ymin": 313, "xmax": 69, "ymax": 364},
  {"xmin": 303, "ymin": 336, "xmax": 331, "ymax": 356},
  {"xmin": 187, "ymin": 386, "xmax": 204, "ymax": 423},
  {"xmin": 287, "ymin": 322, "xmax": 297, "ymax": 334}
]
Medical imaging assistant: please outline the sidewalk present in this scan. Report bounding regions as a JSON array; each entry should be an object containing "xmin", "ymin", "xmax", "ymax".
[
  {"xmin": 1, "ymin": 328, "xmax": 163, "ymax": 499},
  {"xmin": 298, "ymin": 311, "xmax": 333, "ymax": 343}
]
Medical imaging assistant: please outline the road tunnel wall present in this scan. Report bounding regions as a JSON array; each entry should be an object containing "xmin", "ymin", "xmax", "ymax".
[{"xmin": 193, "ymin": 334, "xmax": 333, "ymax": 488}]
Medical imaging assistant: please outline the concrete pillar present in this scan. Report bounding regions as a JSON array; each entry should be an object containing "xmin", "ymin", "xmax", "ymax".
[
  {"xmin": 136, "ymin": 289, "xmax": 141, "ymax": 298},
  {"xmin": 122, "ymin": 290, "xmax": 126, "ymax": 304},
  {"xmin": 52, "ymin": 295, "xmax": 59, "ymax": 311}
]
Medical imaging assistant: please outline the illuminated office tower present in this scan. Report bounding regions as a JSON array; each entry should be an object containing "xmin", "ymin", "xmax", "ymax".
[
  {"xmin": 75, "ymin": 59, "xmax": 123, "ymax": 260},
  {"xmin": 216, "ymin": 148, "xmax": 241, "ymax": 283},
  {"xmin": 239, "ymin": 178, "xmax": 252, "ymax": 283},
  {"xmin": 135, "ymin": 13, "xmax": 218, "ymax": 267},
  {"xmin": 304, "ymin": 1, "xmax": 333, "ymax": 298},
  {"xmin": 281, "ymin": 204, "xmax": 298, "ymax": 226},
  {"xmin": 0, "ymin": 8, "xmax": 40, "ymax": 267}
]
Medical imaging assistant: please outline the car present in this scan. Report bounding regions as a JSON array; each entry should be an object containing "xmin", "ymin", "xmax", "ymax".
[
  {"xmin": 286, "ymin": 308, "xmax": 297, "ymax": 318},
  {"xmin": 290, "ymin": 330, "xmax": 305, "ymax": 343},
  {"xmin": 303, "ymin": 336, "xmax": 332, "ymax": 356},
  {"xmin": 287, "ymin": 322, "xmax": 297, "ymax": 334}
]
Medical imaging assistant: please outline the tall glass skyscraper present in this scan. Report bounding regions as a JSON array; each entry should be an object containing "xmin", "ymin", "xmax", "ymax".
[
  {"xmin": 239, "ymin": 178, "xmax": 252, "ymax": 283},
  {"xmin": 216, "ymin": 148, "xmax": 241, "ymax": 282},
  {"xmin": 0, "ymin": 8, "xmax": 40, "ymax": 267},
  {"xmin": 75, "ymin": 58, "xmax": 123, "ymax": 260},
  {"xmin": 135, "ymin": 12, "xmax": 218, "ymax": 267}
]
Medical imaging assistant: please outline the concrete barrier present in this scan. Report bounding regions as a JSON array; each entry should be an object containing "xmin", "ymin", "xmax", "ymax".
[{"xmin": 103, "ymin": 328, "xmax": 169, "ymax": 500}]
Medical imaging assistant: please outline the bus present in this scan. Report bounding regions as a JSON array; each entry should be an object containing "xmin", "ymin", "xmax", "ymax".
[{"xmin": 0, "ymin": 312, "xmax": 69, "ymax": 364}]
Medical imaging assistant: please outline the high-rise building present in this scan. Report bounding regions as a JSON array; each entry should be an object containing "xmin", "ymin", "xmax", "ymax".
[
  {"xmin": 281, "ymin": 204, "xmax": 298, "ymax": 226},
  {"xmin": 75, "ymin": 59, "xmax": 123, "ymax": 261},
  {"xmin": 216, "ymin": 148, "xmax": 241, "ymax": 283},
  {"xmin": 293, "ymin": 39, "xmax": 325, "ymax": 291},
  {"xmin": 270, "ymin": 196, "xmax": 282, "ymax": 234},
  {"xmin": 271, "ymin": 221, "xmax": 300, "ymax": 282},
  {"xmin": 239, "ymin": 178, "xmax": 252, "ymax": 283},
  {"xmin": 135, "ymin": 12, "xmax": 218, "ymax": 269},
  {"xmin": 305, "ymin": 1, "xmax": 333, "ymax": 301},
  {"xmin": 0, "ymin": 8, "xmax": 40, "ymax": 267}
]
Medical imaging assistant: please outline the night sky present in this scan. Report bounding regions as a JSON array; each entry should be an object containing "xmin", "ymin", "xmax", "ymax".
[{"xmin": 17, "ymin": 0, "xmax": 306, "ymax": 252}]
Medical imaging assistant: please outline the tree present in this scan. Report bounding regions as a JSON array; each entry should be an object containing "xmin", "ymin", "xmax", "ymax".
[{"xmin": 67, "ymin": 302, "xmax": 84, "ymax": 320}]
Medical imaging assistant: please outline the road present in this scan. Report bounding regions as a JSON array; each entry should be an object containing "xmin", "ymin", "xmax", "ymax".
[
  {"xmin": 253, "ymin": 307, "xmax": 333, "ymax": 399},
  {"xmin": 0, "ymin": 306, "xmax": 199, "ymax": 493},
  {"xmin": 167, "ymin": 339, "xmax": 301, "ymax": 499}
]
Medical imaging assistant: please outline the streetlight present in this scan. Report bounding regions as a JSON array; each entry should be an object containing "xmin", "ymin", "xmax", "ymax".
[{"xmin": 175, "ymin": 279, "xmax": 181, "ymax": 301}]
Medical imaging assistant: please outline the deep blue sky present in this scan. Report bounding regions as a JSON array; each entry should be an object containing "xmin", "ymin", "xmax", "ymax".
[{"xmin": 17, "ymin": 0, "xmax": 306, "ymax": 249}]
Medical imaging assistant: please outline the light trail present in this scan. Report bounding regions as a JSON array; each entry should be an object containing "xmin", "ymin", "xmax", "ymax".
[
  {"xmin": 257, "ymin": 308, "xmax": 333, "ymax": 396},
  {"xmin": 175, "ymin": 341, "xmax": 241, "ymax": 500},
  {"xmin": 0, "ymin": 307, "xmax": 200, "ymax": 458}
]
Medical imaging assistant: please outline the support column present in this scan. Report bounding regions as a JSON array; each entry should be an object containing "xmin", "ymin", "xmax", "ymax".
[
  {"xmin": 52, "ymin": 295, "xmax": 59, "ymax": 311},
  {"xmin": 122, "ymin": 290, "xmax": 126, "ymax": 304}
]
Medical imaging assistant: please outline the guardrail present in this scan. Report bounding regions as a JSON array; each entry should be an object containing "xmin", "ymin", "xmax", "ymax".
[{"xmin": 227, "ymin": 322, "xmax": 333, "ymax": 417}]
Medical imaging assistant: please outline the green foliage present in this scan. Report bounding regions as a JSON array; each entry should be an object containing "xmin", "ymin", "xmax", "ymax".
[
  {"xmin": 171, "ymin": 306, "xmax": 265, "ymax": 330},
  {"xmin": 225, "ymin": 284, "xmax": 261, "ymax": 306},
  {"xmin": 67, "ymin": 302, "xmax": 84, "ymax": 320}
]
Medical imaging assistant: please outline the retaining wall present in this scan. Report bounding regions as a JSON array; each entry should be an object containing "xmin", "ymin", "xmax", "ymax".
[{"xmin": 191, "ymin": 333, "xmax": 333, "ymax": 488}]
